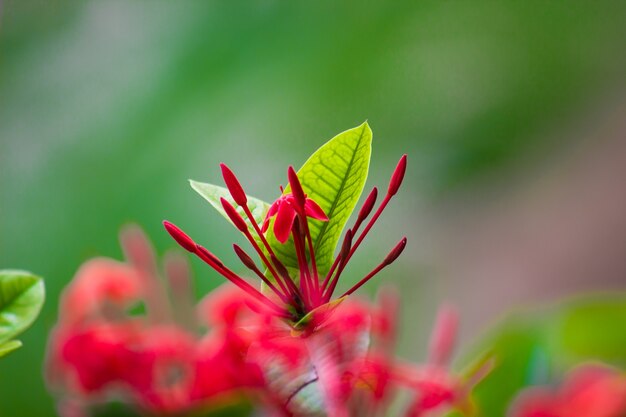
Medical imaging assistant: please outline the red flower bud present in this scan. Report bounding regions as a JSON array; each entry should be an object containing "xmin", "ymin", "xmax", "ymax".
[
  {"xmin": 233, "ymin": 244, "xmax": 257, "ymax": 271},
  {"xmin": 163, "ymin": 221, "xmax": 197, "ymax": 253},
  {"xmin": 388, "ymin": 154, "xmax": 407, "ymax": 196},
  {"xmin": 220, "ymin": 163, "xmax": 247, "ymax": 206},
  {"xmin": 384, "ymin": 237, "xmax": 407, "ymax": 265},
  {"xmin": 358, "ymin": 187, "xmax": 378, "ymax": 223},
  {"xmin": 220, "ymin": 198, "xmax": 248, "ymax": 233},
  {"xmin": 340, "ymin": 229, "xmax": 353, "ymax": 264},
  {"xmin": 287, "ymin": 166, "xmax": 306, "ymax": 209}
]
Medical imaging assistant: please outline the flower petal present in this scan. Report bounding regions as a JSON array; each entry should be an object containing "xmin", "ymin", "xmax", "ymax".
[
  {"xmin": 304, "ymin": 198, "xmax": 329, "ymax": 221},
  {"xmin": 428, "ymin": 305, "xmax": 458, "ymax": 366},
  {"xmin": 273, "ymin": 202, "xmax": 297, "ymax": 243},
  {"xmin": 262, "ymin": 201, "xmax": 280, "ymax": 233}
]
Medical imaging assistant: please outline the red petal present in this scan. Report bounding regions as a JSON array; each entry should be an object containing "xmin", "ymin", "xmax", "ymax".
[
  {"xmin": 261, "ymin": 217, "xmax": 270, "ymax": 233},
  {"xmin": 273, "ymin": 202, "xmax": 297, "ymax": 243},
  {"xmin": 261, "ymin": 201, "xmax": 280, "ymax": 233},
  {"xmin": 428, "ymin": 305, "xmax": 458, "ymax": 366},
  {"xmin": 267, "ymin": 201, "xmax": 279, "ymax": 217},
  {"xmin": 304, "ymin": 198, "xmax": 329, "ymax": 221}
]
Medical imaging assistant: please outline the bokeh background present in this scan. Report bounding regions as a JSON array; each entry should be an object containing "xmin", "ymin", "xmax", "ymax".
[{"xmin": 1, "ymin": 1, "xmax": 626, "ymax": 416}]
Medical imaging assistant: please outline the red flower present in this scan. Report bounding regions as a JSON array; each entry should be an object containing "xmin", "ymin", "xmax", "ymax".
[
  {"xmin": 46, "ymin": 226, "xmax": 258, "ymax": 416},
  {"xmin": 510, "ymin": 363, "xmax": 626, "ymax": 417},
  {"xmin": 164, "ymin": 155, "xmax": 408, "ymax": 328},
  {"xmin": 237, "ymin": 287, "xmax": 489, "ymax": 417},
  {"xmin": 58, "ymin": 259, "xmax": 142, "ymax": 324},
  {"xmin": 54, "ymin": 322, "xmax": 144, "ymax": 393},
  {"xmin": 262, "ymin": 192, "xmax": 329, "ymax": 244}
]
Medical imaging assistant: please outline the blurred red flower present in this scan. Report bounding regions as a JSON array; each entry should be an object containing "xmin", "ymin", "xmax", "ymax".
[
  {"xmin": 46, "ymin": 225, "xmax": 257, "ymax": 416},
  {"xmin": 509, "ymin": 363, "xmax": 626, "ymax": 417}
]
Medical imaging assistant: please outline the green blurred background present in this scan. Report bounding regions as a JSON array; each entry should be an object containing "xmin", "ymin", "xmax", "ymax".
[{"xmin": 1, "ymin": 1, "xmax": 626, "ymax": 416}]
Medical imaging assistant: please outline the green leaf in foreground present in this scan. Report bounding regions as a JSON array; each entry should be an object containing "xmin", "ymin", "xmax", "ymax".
[
  {"xmin": 268, "ymin": 122, "xmax": 372, "ymax": 276},
  {"xmin": 0, "ymin": 270, "xmax": 45, "ymax": 358},
  {"xmin": 190, "ymin": 181, "xmax": 270, "ymax": 241}
]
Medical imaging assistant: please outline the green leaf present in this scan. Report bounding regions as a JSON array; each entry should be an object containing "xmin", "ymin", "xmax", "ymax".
[
  {"xmin": 190, "ymin": 180, "xmax": 271, "ymax": 241},
  {"xmin": 0, "ymin": 270, "xmax": 45, "ymax": 344},
  {"xmin": 292, "ymin": 296, "xmax": 347, "ymax": 331},
  {"xmin": 0, "ymin": 340, "xmax": 23, "ymax": 358},
  {"xmin": 268, "ymin": 122, "xmax": 372, "ymax": 277},
  {"xmin": 554, "ymin": 296, "xmax": 626, "ymax": 362},
  {"xmin": 467, "ymin": 320, "xmax": 546, "ymax": 417}
]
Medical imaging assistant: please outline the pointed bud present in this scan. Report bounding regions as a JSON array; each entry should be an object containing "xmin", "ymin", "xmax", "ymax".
[
  {"xmin": 233, "ymin": 244, "xmax": 258, "ymax": 271},
  {"xmin": 220, "ymin": 163, "xmax": 247, "ymax": 206},
  {"xmin": 287, "ymin": 166, "xmax": 306, "ymax": 209},
  {"xmin": 271, "ymin": 254, "xmax": 291, "ymax": 280},
  {"xmin": 340, "ymin": 229, "xmax": 353, "ymax": 264},
  {"xmin": 163, "ymin": 221, "xmax": 197, "ymax": 253},
  {"xmin": 220, "ymin": 197, "xmax": 248, "ymax": 233},
  {"xmin": 383, "ymin": 237, "xmax": 407, "ymax": 265},
  {"xmin": 358, "ymin": 187, "xmax": 378, "ymax": 222},
  {"xmin": 388, "ymin": 154, "xmax": 407, "ymax": 196}
]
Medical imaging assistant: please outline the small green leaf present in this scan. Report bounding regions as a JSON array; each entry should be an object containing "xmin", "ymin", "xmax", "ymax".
[
  {"xmin": 0, "ymin": 339, "xmax": 23, "ymax": 358},
  {"xmin": 0, "ymin": 270, "xmax": 45, "ymax": 344},
  {"xmin": 292, "ymin": 296, "xmax": 347, "ymax": 331},
  {"xmin": 190, "ymin": 180, "xmax": 271, "ymax": 241},
  {"xmin": 268, "ymin": 122, "xmax": 372, "ymax": 276}
]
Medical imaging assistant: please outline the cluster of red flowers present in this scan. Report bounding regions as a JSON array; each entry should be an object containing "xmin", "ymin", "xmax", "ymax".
[
  {"xmin": 47, "ymin": 155, "xmax": 494, "ymax": 416},
  {"xmin": 47, "ymin": 150, "xmax": 624, "ymax": 417},
  {"xmin": 46, "ymin": 226, "xmax": 259, "ymax": 416},
  {"xmin": 164, "ymin": 159, "xmax": 408, "ymax": 324},
  {"xmin": 46, "ymin": 238, "xmax": 486, "ymax": 416}
]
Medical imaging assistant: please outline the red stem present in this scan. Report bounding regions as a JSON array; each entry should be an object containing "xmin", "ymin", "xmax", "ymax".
[
  {"xmin": 194, "ymin": 245, "xmax": 289, "ymax": 318},
  {"xmin": 340, "ymin": 262, "xmax": 388, "ymax": 298}
]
